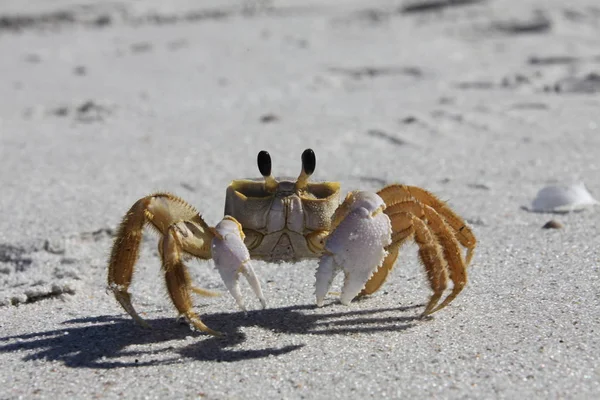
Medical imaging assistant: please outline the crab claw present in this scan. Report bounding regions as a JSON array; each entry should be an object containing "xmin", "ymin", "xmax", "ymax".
[
  {"xmin": 315, "ymin": 191, "xmax": 392, "ymax": 306},
  {"xmin": 212, "ymin": 216, "xmax": 266, "ymax": 311}
]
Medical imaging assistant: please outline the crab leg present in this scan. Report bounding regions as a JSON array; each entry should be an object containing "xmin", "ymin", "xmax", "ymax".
[
  {"xmin": 108, "ymin": 193, "xmax": 217, "ymax": 334},
  {"xmin": 383, "ymin": 202, "xmax": 465, "ymax": 314},
  {"xmin": 162, "ymin": 225, "xmax": 221, "ymax": 336},
  {"xmin": 378, "ymin": 184, "xmax": 477, "ymax": 265},
  {"xmin": 212, "ymin": 216, "xmax": 266, "ymax": 311},
  {"xmin": 409, "ymin": 214, "xmax": 449, "ymax": 315},
  {"xmin": 358, "ymin": 201, "xmax": 420, "ymax": 296},
  {"xmin": 358, "ymin": 200, "xmax": 424, "ymax": 297},
  {"xmin": 315, "ymin": 191, "xmax": 392, "ymax": 306},
  {"xmin": 358, "ymin": 243, "xmax": 401, "ymax": 296},
  {"xmin": 422, "ymin": 205, "xmax": 467, "ymax": 313},
  {"xmin": 108, "ymin": 196, "xmax": 152, "ymax": 327}
]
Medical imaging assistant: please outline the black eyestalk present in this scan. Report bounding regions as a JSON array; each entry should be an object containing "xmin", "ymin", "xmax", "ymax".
[
  {"xmin": 301, "ymin": 148, "xmax": 316, "ymax": 176},
  {"xmin": 257, "ymin": 150, "xmax": 272, "ymax": 177},
  {"xmin": 296, "ymin": 148, "xmax": 316, "ymax": 190},
  {"xmin": 257, "ymin": 150, "xmax": 277, "ymax": 192}
]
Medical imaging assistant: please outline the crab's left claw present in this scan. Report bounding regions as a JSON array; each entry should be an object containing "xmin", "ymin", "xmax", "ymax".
[
  {"xmin": 212, "ymin": 216, "xmax": 266, "ymax": 311},
  {"xmin": 315, "ymin": 191, "xmax": 392, "ymax": 306}
]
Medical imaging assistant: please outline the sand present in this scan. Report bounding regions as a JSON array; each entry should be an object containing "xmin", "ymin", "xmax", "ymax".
[{"xmin": 1, "ymin": 0, "xmax": 599, "ymax": 398}]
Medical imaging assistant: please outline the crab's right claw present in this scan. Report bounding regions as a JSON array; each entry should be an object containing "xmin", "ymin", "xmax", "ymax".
[
  {"xmin": 212, "ymin": 216, "xmax": 266, "ymax": 311},
  {"xmin": 315, "ymin": 191, "xmax": 392, "ymax": 306}
]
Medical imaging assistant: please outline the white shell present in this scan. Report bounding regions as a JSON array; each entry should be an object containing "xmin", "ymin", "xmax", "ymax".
[{"xmin": 530, "ymin": 182, "xmax": 598, "ymax": 213}]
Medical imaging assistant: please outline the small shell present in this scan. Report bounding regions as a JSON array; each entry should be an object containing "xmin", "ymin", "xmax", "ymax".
[
  {"xmin": 530, "ymin": 183, "xmax": 598, "ymax": 213},
  {"xmin": 542, "ymin": 220, "xmax": 564, "ymax": 229}
]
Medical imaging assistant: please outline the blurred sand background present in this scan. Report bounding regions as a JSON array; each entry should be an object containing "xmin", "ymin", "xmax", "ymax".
[{"xmin": 1, "ymin": 0, "xmax": 599, "ymax": 398}]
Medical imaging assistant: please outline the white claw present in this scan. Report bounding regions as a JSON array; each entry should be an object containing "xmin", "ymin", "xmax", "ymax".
[
  {"xmin": 219, "ymin": 264, "xmax": 247, "ymax": 311},
  {"xmin": 241, "ymin": 264, "xmax": 267, "ymax": 309},
  {"xmin": 316, "ymin": 191, "xmax": 392, "ymax": 306},
  {"xmin": 315, "ymin": 254, "xmax": 338, "ymax": 307},
  {"xmin": 212, "ymin": 217, "xmax": 266, "ymax": 311}
]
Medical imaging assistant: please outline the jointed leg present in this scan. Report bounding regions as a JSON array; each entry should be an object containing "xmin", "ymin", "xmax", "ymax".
[
  {"xmin": 410, "ymin": 214, "xmax": 448, "ymax": 315},
  {"xmin": 378, "ymin": 185, "xmax": 477, "ymax": 265},
  {"xmin": 423, "ymin": 205, "xmax": 467, "ymax": 313},
  {"xmin": 162, "ymin": 226, "xmax": 221, "ymax": 336},
  {"xmin": 359, "ymin": 200, "xmax": 421, "ymax": 297},
  {"xmin": 383, "ymin": 200, "xmax": 469, "ymax": 314},
  {"xmin": 359, "ymin": 243, "xmax": 400, "ymax": 296},
  {"xmin": 157, "ymin": 237, "xmax": 220, "ymax": 298},
  {"xmin": 108, "ymin": 196, "xmax": 153, "ymax": 327},
  {"xmin": 108, "ymin": 193, "xmax": 215, "ymax": 331},
  {"xmin": 320, "ymin": 186, "xmax": 475, "ymax": 314}
]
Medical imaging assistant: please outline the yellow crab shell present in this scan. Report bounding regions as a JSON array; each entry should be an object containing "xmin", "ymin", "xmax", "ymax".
[{"xmin": 224, "ymin": 179, "xmax": 340, "ymax": 261}]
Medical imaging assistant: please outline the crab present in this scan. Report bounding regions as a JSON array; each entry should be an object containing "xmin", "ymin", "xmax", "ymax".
[{"xmin": 108, "ymin": 149, "xmax": 476, "ymax": 336}]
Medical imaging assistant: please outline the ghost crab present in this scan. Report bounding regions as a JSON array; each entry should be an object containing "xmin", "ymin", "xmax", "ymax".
[{"xmin": 108, "ymin": 149, "xmax": 476, "ymax": 336}]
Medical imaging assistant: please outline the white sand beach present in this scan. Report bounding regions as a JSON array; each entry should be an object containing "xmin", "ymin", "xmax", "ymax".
[{"xmin": 1, "ymin": 0, "xmax": 599, "ymax": 398}]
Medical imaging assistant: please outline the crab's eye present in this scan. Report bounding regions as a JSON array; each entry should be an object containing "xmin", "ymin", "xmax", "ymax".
[
  {"xmin": 257, "ymin": 150, "xmax": 272, "ymax": 177},
  {"xmin": 301, "ymin": 148, "xmax": 316, "ymax": 175}
]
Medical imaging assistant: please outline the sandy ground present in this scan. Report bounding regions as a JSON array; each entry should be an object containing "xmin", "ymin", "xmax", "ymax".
[{"xmin": 1, "ymin": 0, "xmax": 600, "ymax": 398}]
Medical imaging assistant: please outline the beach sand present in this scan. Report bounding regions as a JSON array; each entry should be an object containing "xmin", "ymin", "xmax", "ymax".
[{"xmin": 1, "ymin": 0, "xmax": 599, "ymax": 398}]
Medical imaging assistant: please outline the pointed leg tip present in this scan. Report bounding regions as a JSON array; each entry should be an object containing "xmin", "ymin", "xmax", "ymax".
[
  {"xmin": 206, "ymin": 328, "xmax": 225, "ymax": 337},
  {"xmin": 189, "ymin": 318, "xmax": 223, "ymax": 337},
  {"xmin": 422, "ymin": 302, "xmax": 444, "ymax": 317},
  {"xmin": 139, "ymin": 320, "xmax": 152, "ymax": 329},
  {"xmin": 420, "ymin": 304, "xmax": 438, "ymax": 319},
  {"xmin": 422, "ymin": 305, "xmax": 436, "ymax": 317},
  {"xmin": 131, "ymin": 315, "xmax": 152, "ymax": 329},
  {"xmin": 116, "ymin": 294, "xmax": 151, "ymax": 329},
  {"xmin": 430, "ymin": 301, "xmax": 451, "ymax": 315}
]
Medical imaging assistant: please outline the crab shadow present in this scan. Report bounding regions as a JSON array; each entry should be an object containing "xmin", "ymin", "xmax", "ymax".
[{"xmin": 0, "ymin": 303, "xmax": 423, "ymax": 368}]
